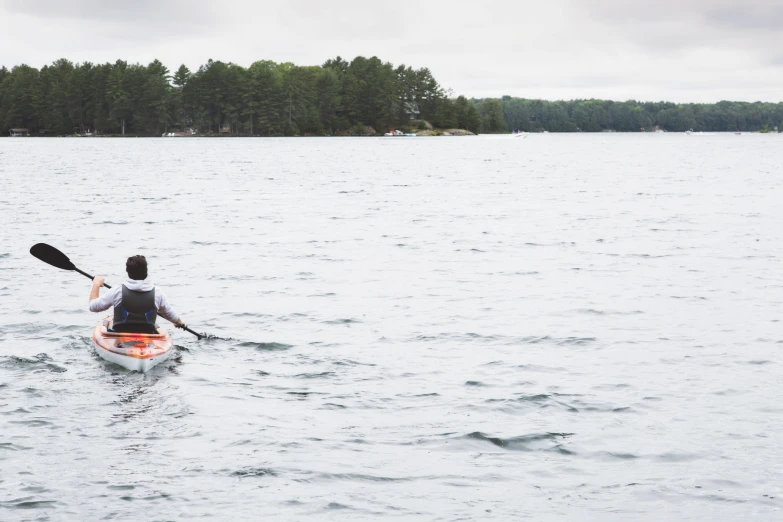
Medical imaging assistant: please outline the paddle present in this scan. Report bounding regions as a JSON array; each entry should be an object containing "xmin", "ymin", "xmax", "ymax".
[
  {"xmin": 31, "ymin": 243, "xmax": 113, "ymax": 288},
  {"xmin": 30, "ymin": 243, "xmax": 204, "ymax": 340}
]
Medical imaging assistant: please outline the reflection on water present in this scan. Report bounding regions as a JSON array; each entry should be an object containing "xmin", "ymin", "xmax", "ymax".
[{"xmin": 1, "ymin": 135, "xmax": 782, "ymax": 520}]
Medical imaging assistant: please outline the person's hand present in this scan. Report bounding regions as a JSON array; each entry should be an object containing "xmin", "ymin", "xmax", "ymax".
[
  {"xmin": 175, "ymin": 318, "xmax": 186, "ymax": 329},
  {"xmin": 93, "ymin": 276, "xmax": 105, "ymax": 287}
]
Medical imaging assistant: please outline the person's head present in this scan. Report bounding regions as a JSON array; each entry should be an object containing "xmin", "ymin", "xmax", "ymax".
[{"xmin": 126, "ymin": 255, "xmax": 148, "ymax": 280}]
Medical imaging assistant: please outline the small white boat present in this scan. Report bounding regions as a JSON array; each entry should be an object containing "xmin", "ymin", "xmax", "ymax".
[{"xmin": 92, "ymin": 317, "xmax": 174, "ymax": 372}]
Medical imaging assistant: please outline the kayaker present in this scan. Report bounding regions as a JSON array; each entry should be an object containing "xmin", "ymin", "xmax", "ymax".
[{"xmin": 88, "ymin": 255, "xmax": 186, "ymax": 334}]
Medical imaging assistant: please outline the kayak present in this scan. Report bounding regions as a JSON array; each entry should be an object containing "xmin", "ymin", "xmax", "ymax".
[{"xmin": 92, "ymin": 317, "xmax": 174, "ymax": 372}]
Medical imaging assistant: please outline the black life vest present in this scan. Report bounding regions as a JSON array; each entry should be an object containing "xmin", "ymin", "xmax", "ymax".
[{"xmin": 112, "ymin": 285, "xmax": 158, "ymax": 334}]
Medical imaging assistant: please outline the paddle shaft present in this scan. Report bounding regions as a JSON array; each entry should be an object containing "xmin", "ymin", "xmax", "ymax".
[
  {"xmin": 76, "ymin": 267, "xmax": 112, "ymax": 289},
  {"xmin": 182, "ymin": 326, "xmax": 203, "ymax": 339}
]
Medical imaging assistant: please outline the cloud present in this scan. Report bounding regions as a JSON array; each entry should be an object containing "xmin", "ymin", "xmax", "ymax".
[
  {"xmin": 706, "ymin": 3, "xmax": 783, "ymax": 30},
  {"xmin": 3, "ymin": 0, "xmax": 214, "ymax": 24},
  {"xmin": 1, "ymin": 0, "xmax": 782, "ymax": 103},
  {"xmin": 579, "ymin": 0, "xmax": 783, "ymax": 49}
]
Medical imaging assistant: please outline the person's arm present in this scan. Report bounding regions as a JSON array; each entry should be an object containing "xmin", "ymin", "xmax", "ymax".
[
  {"xmin": 88, "ymin": 277, "xmax": 116, "ymax": 312},
  {"xmin": 157, "ymin": 290, "xmax": 186, "ymax": 328},
  {"xmin": 89, "ymin": 276, "xmax": 105, "ymax": 302}
]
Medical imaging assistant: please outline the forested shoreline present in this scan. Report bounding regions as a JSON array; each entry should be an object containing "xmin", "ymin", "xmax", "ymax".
[
  {"xmin": 1, "ymin": 56, "xmax": 782, "ymax": 136},
  {"xmin": 477, "ymin": 97, "xmax": 783, "ymax": 133},
  {"xmin": 0, "ymin": 57, "xmax": 480, "ymax": 137}
]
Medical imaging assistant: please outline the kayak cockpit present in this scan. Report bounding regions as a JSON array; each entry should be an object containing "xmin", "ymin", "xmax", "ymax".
[{"xmin": 93, "ymin": 317, "xmax": 174, "ymax": 371}]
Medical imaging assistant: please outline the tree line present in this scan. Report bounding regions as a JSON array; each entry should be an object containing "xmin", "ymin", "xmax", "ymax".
[
  {"xmin": 476, "ymin": 97, "xmax": 783, "ymax": 133},
  {"xmin": 2, "ymin": 57, "xmax": 781, "ymax": 136},
  {"xmin": 0, "ymin": 57, "xmax": 480, "ymax": 136}
]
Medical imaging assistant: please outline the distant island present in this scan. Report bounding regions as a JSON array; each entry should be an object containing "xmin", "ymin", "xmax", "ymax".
[{"xmin": 1, "ymin": 56, "xmax": 781, "ymax": 137}]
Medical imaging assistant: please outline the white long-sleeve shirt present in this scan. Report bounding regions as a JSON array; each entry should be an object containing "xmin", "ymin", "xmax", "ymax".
[{"xmin": 88, "ymin": 278, "xmax": 180, "ymax": 323}]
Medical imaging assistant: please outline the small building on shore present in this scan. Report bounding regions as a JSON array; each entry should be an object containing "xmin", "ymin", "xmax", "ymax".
[{"xmin": 9, "ymin": 128, "xmax": 30, "ymax": 137}]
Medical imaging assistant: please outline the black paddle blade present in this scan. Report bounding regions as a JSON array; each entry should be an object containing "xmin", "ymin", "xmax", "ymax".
[{"xmin": 30, "ymin": 243, "xmax": 75, "ymax": 271}]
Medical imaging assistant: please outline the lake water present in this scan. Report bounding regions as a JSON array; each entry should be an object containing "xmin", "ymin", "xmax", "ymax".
[{"xmin": 1, "ymin": 134, "xmax": 781, "ymax": 521}]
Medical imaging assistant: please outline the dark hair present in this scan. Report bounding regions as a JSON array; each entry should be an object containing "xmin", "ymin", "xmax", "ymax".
[{"xmin": 126, "ymin": 255, "xmax": 148, "ymax": 280}]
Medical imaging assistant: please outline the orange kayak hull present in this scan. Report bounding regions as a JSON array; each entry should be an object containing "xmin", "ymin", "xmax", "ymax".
[{"xmin": 92, "ymin": 317, "xmax": 174, "ymax": 372}]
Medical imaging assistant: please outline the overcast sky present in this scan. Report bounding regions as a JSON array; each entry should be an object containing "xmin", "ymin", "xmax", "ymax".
[{"xmin": 2, "ymin": 0, "xmax": 782, "ymax": 103}]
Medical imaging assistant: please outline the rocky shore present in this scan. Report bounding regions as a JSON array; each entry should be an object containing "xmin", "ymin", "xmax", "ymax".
[
  {"xmin": 334, "ymin": 123, "xmax": 476, "ymax": 137},
  {"xmin": 408, "ymin": 128, "xmax": 475, "ymax": 136}
]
